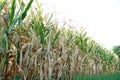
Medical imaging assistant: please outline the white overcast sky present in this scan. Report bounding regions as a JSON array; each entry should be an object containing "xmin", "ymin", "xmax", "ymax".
[{"xmin": 32, "ymin": 0, "xmax": 120, "ymax": 50}]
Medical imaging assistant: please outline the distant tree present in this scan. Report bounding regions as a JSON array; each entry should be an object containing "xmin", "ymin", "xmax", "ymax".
[{"xmin": 113, "ymin": 45, "xmax": 120, "ymax": 58}]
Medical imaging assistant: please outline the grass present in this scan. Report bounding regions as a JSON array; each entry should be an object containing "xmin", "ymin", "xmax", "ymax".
[{"xmin": 72, "ymin": 72, "xmax": 120, "ymax": 80}]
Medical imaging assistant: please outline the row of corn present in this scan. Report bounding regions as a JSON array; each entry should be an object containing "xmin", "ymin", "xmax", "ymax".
[{"xmin": 0, "ymin": 0, "xmax": 119, "ymax": 80}]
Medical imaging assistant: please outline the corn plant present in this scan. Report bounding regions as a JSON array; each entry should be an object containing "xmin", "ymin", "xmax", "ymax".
[{"xmin": 0, "ymin": 0, "xmax": 33, "ymax": 79}]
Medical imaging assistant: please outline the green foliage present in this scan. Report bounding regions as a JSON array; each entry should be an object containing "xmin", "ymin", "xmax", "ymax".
[
  {"xmin": 72, "ymin": 72, "xmax": 120, "ymax": 80},
  {"xmin": 10, "ymin": 0, "xmax": 16, "ymax": 25},
  {"xmin": 8, "ymin": 0, "xmax": 33, "ymax": 33},
  {"xmin": 21, "ymin": 0, "xmax": 33, "ymax": 20},
  {"xmin": 0, "ymin": 0, "xmax": 119, "ymax": 79},
  {"xmin": 0, "ymin": 0, "xmax": 7, "ymax": 13},
  {"xmin": 113, "ymin": 45, "xmax": 120, "ymax": 57},
  {"xmin": 52, "ymin": 31, "xmax": 60, "ymax": 45}
]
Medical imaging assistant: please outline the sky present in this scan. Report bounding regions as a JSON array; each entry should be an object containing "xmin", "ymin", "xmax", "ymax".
[{"xmin": 33, "ymin": 0, "xmax": 120, "ymax": 50}]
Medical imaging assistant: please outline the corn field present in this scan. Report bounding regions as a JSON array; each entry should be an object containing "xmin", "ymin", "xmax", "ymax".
[{"xmin": 0, "ymin": 0, "xmax": 119, "ymax": 80}]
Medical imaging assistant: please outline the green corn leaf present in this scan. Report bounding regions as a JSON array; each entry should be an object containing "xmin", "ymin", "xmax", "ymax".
[
  {"xmin": 0, "ymin": 0, "xmax": 7, "ymax": 13},
  {"xmin": 22, "ymin": 0, "xmax": 33, "ymax": 20},
  {"xmin": 8, "ymin": 17, "xmax": 18, "ymax": 33},
  {"xmin": 44, "ymin": 28, "xmax": 50, "ymax": 37},
  {"xmin": 8, "ymin": 7, "xmax": 21, "ymax": 33},
  {"xmin": 88, "ymin": 43, "xmax": 93, "ymax": 53},
  {"xmin": 52, "ymin": 31, "xmax": 60, "ymax": 45},
  {"xmin": 10, "ymin": 0, "xmax": 16, "ymax": 25}
]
